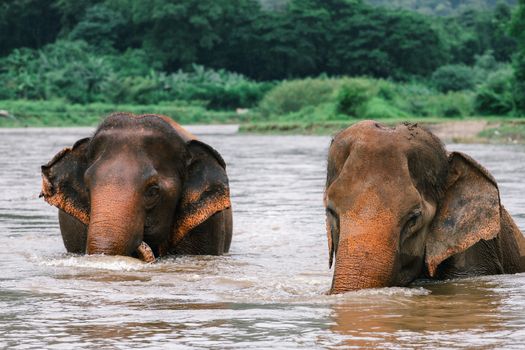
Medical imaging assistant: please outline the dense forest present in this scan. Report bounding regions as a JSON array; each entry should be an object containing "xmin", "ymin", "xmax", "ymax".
[
  {"xmin": 0, "ymin": 0, "xmax": 524, "ymax": 122},
  {"xmin": 263, "ymin": 0, "xmax": 517, "ymax": 15},
  {"xmin": 360, "ymin": 0, "xmax": 516, "ymax": 16}
]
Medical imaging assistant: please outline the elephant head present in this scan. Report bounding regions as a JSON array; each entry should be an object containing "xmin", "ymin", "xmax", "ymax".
[
  {"xmin": 41, "ymin": 113, "xmax": 231, "ymax": 261},
  {"xmin": 325, "ymin": 120, "xmax": 512, "ymax": 293}
]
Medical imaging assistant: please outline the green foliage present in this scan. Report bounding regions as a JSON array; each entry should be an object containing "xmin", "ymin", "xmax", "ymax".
[
  {"xmin": 432, "ymin": 65, "xmax": 477, "ymax": 92},
  {"xmin": 258, "ymin": 78, "xmax": 339, "ymax": 116},
  {"xmin": 68, "ymin": 4, "xmax": 126, "ymax": 51},
  {"xmin": 0, "ymin": 40, "xmax": 114, "ymax": 103},
  {"xmin": 0, "ymin": 99, "xmax": 238, "ymax": 127},
  {"xmin": 0, "ymin": 0, "xmax": 519, "ymax": 83},
  {"xmin": 510, "ymin": 0, "xmax": 525, "ymax": 112},
  {"xmin": 324, "ymin": 1, "xmax": 448, "ymax": 79},
  {"xmin": 257, "ymin": 77, "xmax": 477, "ymax": 121},
  {"xmin": 438, "ymin": 4, "xmax": 516, "ymax": 65},
  {"xmin": 425, "ymin": 91, "xmax": 476, "ymax": 117},
  {"xmin": 0, "ymin": 0, "xmax": 62, "ymax": 55},
  {"xmin": 0, "ymin": 0, "xmax": 522, "ymax": 122},
  {"xmin": 478, "ymin": 121, "xmax": 525, "ymax": 142},
  {"xmin": 367, "ymin": 0, "xmax": 516, "ymax": 16},
  {"xmin": 513, "ymin": 55, "xmax": 525, "ymax": 113},
  {"xmin": 336, "ymin": 79, "xmax": 375, "ymax": 117},
  {"xmin": 161, "ymin": 65, "xmax": 273, "ymax": 109},
  {"xmin": 475, "ymin": 68, "xmax": 515, "ymax": 114},
  {"xmin": 363, "ymin": 97, "xmax": 408, "ymax": 119},
  {"xmin": 0, "ymin": 42, "xmax": 270, "ymax": 108},
  {"xmin": 128, "ymin": 0, "xmax": 262, "ymax": 72}
]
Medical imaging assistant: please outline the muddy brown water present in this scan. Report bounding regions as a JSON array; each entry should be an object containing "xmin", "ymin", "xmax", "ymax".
[{"xmin": 1, "ymin": 126, "xmax": 524, "ymax": 349}]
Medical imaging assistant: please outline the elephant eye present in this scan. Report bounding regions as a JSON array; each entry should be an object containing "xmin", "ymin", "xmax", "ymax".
[
  {"xmin": 145, "ymin": 184, "xmax": 160, "ymax": 198},
  {"xmin": 405, "ymin": 210, "xmax": 422, "ymax": 230}
]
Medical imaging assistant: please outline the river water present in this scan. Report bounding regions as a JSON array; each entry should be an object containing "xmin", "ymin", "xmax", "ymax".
[{"xmin": 0, "ymin": 126, "xmax": 524, "ymax": 349}]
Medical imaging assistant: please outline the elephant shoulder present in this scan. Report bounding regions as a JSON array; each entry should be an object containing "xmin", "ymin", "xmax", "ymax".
[
  {"xmin": 171, "ymin": 208, "xmax": 232, "ymax": 255},
  {"xmin": 431, "ymin": 238, "xmax": 504, "ymax": 279},
  {"xmin": 498, "ymin": 207, "xmax": 525, "ymax": 273}
]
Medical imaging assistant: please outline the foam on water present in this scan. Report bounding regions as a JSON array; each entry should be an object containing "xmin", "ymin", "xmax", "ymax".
[{"xmin": 35, "ymin": 254, "xmax": 150, "ymax": 271}]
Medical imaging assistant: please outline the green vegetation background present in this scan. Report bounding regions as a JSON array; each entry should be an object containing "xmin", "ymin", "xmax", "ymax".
[{"xmin": 1, "ymin": 0, "xmax": 525, "ymax": 130}]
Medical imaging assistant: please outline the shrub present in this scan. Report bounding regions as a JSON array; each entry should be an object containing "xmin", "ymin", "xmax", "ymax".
[
  {"xmin": 258, "ymin": 78, "xmax": 340, "ymax": 116},
  {"xmin": 68, "ymin": 4, "xmax": 126, "ymax": 52},
  {"xmin": 431, "ymin": 64, "xmax": 476, "ymax": 92},
  {"xmin": 163, "ymin": 65, "xmax": 273, "ymax": 109},
  {"xmin": 376, "ymin": 80, "xmax": 398, "ymax": 101},
  {"xmin": 336, "ymin": 79, "xmax": 375, "ymax": 117},
  {"xmin": 0, "ymin": 44, "xmax": 269, "ymax": 108},
  {"xmin": 432, "ymin": 92, "xmax": 475, "ymax": 117},
  {"xmin": 0, "ymin": 40, "xmax": 114, "ymax": 103},
  {"xmin": 255, "ymin": 77, "xmax": 477, "ymax": 121},
  {"xmin": 0, "ymin": 99, "xmax": 238, "ymax": 127},
  {"xmin": 513, "ymin": 53, "xmax": 525, "ymax": 114},
  {"xmin": 474, "ymin": 68, "xmax": 515, "ymax": 115}
]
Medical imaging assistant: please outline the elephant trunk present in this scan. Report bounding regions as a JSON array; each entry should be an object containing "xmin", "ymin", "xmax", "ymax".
[
  {"xmin": 330, "ymin": 219, "xmax": 398, "ymax": 294},
  {"xmin": 86, "ymin": 188, "xmax": 148, "ymax": 259}
]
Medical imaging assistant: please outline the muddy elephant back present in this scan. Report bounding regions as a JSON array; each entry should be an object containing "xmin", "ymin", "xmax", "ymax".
[{"xmin": 156, "ymin": 115, "xmax": 196, "ymax": 142}]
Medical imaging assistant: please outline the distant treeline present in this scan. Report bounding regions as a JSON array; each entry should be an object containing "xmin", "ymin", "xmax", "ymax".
[
  {"xmin": 262, "ymin": 0, "xmax": 517, "ymax": 16},
  {"xmin": 363, "ymin": 0, "xmax": 516, "ymax": 16},
  {"xmin": 0, "ymin": 0, "xmax": 518, "ymax": 80},
  {"xmin": 0, "ymin": 0, "xmax": 524, "ymax": 115}
]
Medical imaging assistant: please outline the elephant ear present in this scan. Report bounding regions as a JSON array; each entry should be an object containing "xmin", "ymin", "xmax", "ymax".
[
  {"xmin": 425, "ymin": 152, "xmax": 501, "ymax": 277},
  {"xmin": 170, "ymin": 139, "xmax": 231, "ymax": 247},
  {"xmin": 40, "ymin": 138, "xmax": 91, "ymax": 225}
]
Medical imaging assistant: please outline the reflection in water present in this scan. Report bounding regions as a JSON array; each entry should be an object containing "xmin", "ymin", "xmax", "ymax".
[
  {"xmin": 0, "ymin": 128, "xmax": 524, "ymax": 348},
  {"xmin": 331, "ymin": 281, "xmax": 506, "ymax": 348}
]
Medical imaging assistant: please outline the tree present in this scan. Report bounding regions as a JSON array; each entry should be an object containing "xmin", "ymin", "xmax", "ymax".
[
  {"xmin": 327, "ymin": 4, "xmax": 448, "ymax": 79},
  {"xmin": 68, "ymin": 4, "xmax": 127, "ymax": 52},
  {"xmin": 52, "ymin": 0, "xmax": 102, "ymax": 31},
  {"xmin": 510, "ymin": 0, "xmax": 525, "ymax": 112},
  {"xmin": 0, "ymin": 0, "xmax": 62, "ymax": 56},
  {"xmin": 432, "ymin": 64, "xmax": 476, "ymax": 92},
  {"xmin": 124, "ymin": 0, "xmax": 262, "ymax": 72}
]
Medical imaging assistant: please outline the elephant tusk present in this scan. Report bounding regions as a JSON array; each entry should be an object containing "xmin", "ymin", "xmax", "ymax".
[{"xmin": 136, "ymin": 241, "xmax": 156, "ymax": 263}]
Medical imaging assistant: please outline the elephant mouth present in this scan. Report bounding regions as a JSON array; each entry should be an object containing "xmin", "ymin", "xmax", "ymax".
[{"xmin": 135, "ymin": 241, "xmax": 156, "ymax": 263}]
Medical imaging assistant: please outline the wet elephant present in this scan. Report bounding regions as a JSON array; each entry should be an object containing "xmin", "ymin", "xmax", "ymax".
[
  {"xmin": 41, "ymin": 113, "xmax": 232, "ymax": 262},
  {"xmin": 325, "ymin": 120, "xmax": 525, "ymax": 293}
]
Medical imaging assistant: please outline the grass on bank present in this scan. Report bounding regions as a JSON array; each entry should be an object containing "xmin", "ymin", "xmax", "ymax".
[
  {"xmin": 239, "ymin": 117, "xmax": 523, "ymax": 133},
  {"xmin": 478, "ymin": 121, "xmax": 525, "ymax": 143},
  {"xmin": 0, "ymin": 99, "xmax": 246, "ymax": 127},
  {"xmin": 1, "ymin": 76, "xmax": 523, "ymax": 142},
  {"xmin": 239, "ymin": 76, "xmax": 524, "ymax": 141},
  {"xmin": 2, "ymin": 99, "xmax": 525, "ymax": 143}
]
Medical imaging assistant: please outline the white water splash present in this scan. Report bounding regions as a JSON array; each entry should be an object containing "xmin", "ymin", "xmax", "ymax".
[{"xmin": 35, "ymin": 254, "xmax": 150, "ymax": 271}]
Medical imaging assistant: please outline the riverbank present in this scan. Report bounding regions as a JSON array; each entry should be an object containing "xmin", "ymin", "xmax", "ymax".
[
  {"xmin": 0, "ymin": 100, "xmax": 241, "ymax": 127},
  {"xmin": 1, "ymin": 100, "xmax": 525, "ymax": 143},
  {"xmin": 240, "ymin": 119, "xmax": 525, "ymax": 144}
]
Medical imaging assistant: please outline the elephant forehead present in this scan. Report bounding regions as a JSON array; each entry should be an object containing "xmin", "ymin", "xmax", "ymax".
[
  {"xmin": 326, "ymin": 149, "xmax": 421, "ymax": 220},
  {"xmin": 91, "ymin": 129, "xmax": 185, "ymax": 160},
  {"xmin": 340, "ymin": 137, "xmax": 409, "ymax": 183},
  {"xmin": 337, "ymin": 120, "xmax": 422, "ymax": 146},
  {"xmin": 93, "ymin": 128, "xmax": 178, "ymax": 145},
  {"xmin": 335, "ymin": 120, "xmax": 397, "ymax": 142},
  {"xmin": 327, "ymin": 172, "xmax": 419, "ymax": 215},
  {"xmin": 341, "ymin": 188, "xmax": 396, "ymax": 222}
]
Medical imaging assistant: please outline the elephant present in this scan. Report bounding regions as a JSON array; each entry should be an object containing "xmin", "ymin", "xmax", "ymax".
[
  {"xmin": 325, "ymin": 120, "xmax": 525, "ymax": 293},
  {"xmin": 40, "ymin": 113, "xmax": 232, "ymax": 262}
]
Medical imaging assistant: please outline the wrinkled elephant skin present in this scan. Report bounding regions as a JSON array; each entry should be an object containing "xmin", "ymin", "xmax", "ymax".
[
  {"xmin": 41, "ymin": 113, "xmax": 233, "ymax": 261},
  {"xmin": 325, "ymin": 120, "xmax": 525, "ymax": 293}
]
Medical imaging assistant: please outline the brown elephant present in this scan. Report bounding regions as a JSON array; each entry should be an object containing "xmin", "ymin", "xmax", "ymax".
[
  {"xmin": 325, "ymin": 120, "xmax": 525, "ymax": 293},
  {"xmin": 40, "ymin": 113, "xmax": 232, "ymax": 262}
]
